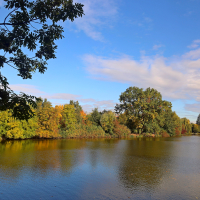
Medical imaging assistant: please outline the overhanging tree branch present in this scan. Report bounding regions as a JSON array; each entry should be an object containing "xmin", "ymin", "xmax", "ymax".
[{"xmin": 0, "ymin": 0, "xmax": 84, "ymax": 120}]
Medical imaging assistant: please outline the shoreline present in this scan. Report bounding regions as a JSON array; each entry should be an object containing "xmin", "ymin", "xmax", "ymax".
[{"xmin": 1, "ymin": 133, "xmax": 200, "ymax": 141}]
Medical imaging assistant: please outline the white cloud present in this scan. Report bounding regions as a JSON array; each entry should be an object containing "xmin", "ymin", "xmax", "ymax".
[
  {"xmin": 10, "ymin": 84, "xmax": 45, "ymax": 94},
  {"xmin": 10, "ymin": 84, "xmax": 81, "ymax": 100},
  {"xmin": 93, "ymin": 100, "xmax": 115, "ymax": 109},
  {"xmin": 83, "ymin": 47, "xmax": 200, "ymax": 102},
  {"xmin": 81, "ymin": 99, "xmax": 116, "ymax": 113},
  {"xmin": 79, "ymin": 98, "xmax": 96, "ymax": 103},
  {"xmin": 73, "ymin": 0, "xmax": 117, "ymax": 41},
  {"xmin": 187, "ymin": 39, "xmax": 200, "ymax": 49},
  {"xmin": 45, "ymin": 93, "xmax": 81, "ymax": 100},
  {"xmin": 183, "ymin": 48, "xmax": 200, "ymax": 59},
  {"xmin": 185, "ymin": 103, "xmax": 200, "ymax": 113}
]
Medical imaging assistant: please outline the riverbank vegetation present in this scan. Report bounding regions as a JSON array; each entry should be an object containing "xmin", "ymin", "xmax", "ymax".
[{"xmin": 0, "ymin": 87, "xmax": 199, "ymax": 140}]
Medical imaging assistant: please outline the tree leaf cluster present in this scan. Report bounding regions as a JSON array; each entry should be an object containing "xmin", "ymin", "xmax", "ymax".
[
  {"xmin": 115, "ymin": 86, "xmax": 192, "ymax": 136},
  {"xmin": 0, "ymin": 0, "xmax": 84, "ymax": 119}
]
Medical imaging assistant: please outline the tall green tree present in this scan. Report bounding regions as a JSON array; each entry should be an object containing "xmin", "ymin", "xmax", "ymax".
[
  {"xmin": 163, "ymin": 111, "xmax": 181, "ymax": 136},
  {"xmin": 115, "ymin": 86, "xmax": 172, "ymax": 134},
  {"xmin": 196, "ymin": 114, "xmax": 200, "ymax": 125},
  {"xmin": 61, "ymin": 104, "xmax": 77, "ymax": 131},
  {"xmin": 100, "ymin": 111, "xmax": 116, "ymax": 135},
  {"xmin": 0, "ymin": 0, "xmax": 84, "ymax": 120},
  {"xmin": 181, "ymin": 118, "xmax": 192, "ymax": 134},
  {"xmin": 69, "ymin": 100, "xmax": 83, "ymax": 123},
  {"xmin": 87, "ymin": 108, "xmax": 101, "ymax": 126}
]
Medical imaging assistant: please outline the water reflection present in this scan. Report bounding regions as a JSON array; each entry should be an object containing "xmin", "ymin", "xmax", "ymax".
[
  {"xmin": 117, "ymin": 138, "xmax": 173, "ymax": 191},
  {"xmin": 0, "ymin": 137, "xmax": 200, "ymax": 199},
  {"xmin": 0, "ymin": 139, "xmax": 87, "ymax": 180}
]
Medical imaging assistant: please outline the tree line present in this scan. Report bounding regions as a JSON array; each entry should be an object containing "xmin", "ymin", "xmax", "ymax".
[{"xmin": 0, "ymin": 86, "xmax": 199, "ymax": 140}]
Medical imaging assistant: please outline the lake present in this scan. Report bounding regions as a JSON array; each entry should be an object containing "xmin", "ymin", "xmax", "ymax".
[{"xmin": 0, "ymin": 136, "xmax": 200, "ymax": 199}]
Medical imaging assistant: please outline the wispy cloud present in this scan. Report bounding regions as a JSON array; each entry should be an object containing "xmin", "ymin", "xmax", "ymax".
[
  {"xmin": 187, "ymin": 39, "xmax": 200, "ymax": 49},
  {"xmin": 81, "ymin": 100, "xmax": 116, "ymax": 112},
  {"xmin": 73, "ymin": 0, "xmax": 117, "ymax": 41},
  {"xmin": 10, "ymin": 84, "xmax": 45, "ymax": 94},
  {"xmin": 131, "ymin": 16, "xmax": 153, "ymax": 30},
  {"xmin": 185, "ymin": 103, "xmax": 200, "ymax": 113},
  {"xmin": 10, "ymin": 84, "xmax": 116, "ymax": 112},
  {"xmin": 45, "ymin": 93, "xmax": 81, "ymax": 100},
  {"xmin": 152, "ymin": 44, "xmax": 163, "ymax": 50},
  {"xmin": 83, "ymin": 47, "xmax": 200, "ymax": 102}
]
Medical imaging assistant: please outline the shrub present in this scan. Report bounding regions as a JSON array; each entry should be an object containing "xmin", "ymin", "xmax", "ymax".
[
  {"xmin": 60, "ymin": 124, "xmax": 105, "ymax": 138},
  {"xmin": 113, "ymin": 120, "xmax": 131, "ymax": 137},
  {"xmin": 161, "ymin": 130, "xmax": 170, "ymax": 137}
]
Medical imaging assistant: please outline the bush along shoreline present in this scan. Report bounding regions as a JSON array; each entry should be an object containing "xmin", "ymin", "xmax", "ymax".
[{"xmin": 1, "ymin": 87, "xmax": 200, "ymax": 141}]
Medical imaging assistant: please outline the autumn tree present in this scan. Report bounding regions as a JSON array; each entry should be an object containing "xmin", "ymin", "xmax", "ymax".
[
  {"xmin": 36, "ymin": 99, "xmax": 61, "ymax": 138},
  {"xmin": 0, "ymin": 108, "xmax": 38, "ymax": 139},
  {"xmin": 113, "ymin": 120, "xmax": 131, "ymax": 137},
  {"xmin": 80, "ymin": 110, "xmax": 87, "ymax": 124},
  {"xmin": 0, "ymin": 0, "xmax": 84, "ymax": 120}
]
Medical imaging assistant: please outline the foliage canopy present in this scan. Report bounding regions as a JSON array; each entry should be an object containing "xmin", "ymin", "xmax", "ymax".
[{"xmin": 0, "ymin": 0, "xmax": 84, "ymax": 120}]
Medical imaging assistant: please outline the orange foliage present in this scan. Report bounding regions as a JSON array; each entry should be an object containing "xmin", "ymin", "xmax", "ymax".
[
  {"xmin": 36, "ymin": 107, "xmax": 62, "ymax": 138},
  {"xmin": 80, "ymin": 110, "xmax": 87, "ymax": 124},
  {"xmin": 175, "ymin": 127, "xmax": 181, "ymax": 135}
]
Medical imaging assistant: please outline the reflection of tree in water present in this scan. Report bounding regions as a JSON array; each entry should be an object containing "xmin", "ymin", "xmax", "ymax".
[
  {"xmin": 0, "ymin": 140, "xmax": 36, "ymax": 180},
  {"xmin": 86, "ymin": 139, "xmax": 120, "ymax": 168},
  {"xmin": 0, "ymin": 139, "xmax": 87, "ymax": 180},
  {"xmin": 118, "ymin": 138, "xmax": 173, "ymax": 191}
]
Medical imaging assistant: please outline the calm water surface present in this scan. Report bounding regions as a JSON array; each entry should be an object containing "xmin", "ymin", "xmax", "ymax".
[{"xmin": 0, "ymin": 136, "xmax": 200, "ymax": 199}]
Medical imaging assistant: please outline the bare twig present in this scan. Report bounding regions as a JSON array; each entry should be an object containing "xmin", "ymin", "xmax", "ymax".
[
  {"xmin": 3, "ymin": 8, "xmax": 18, "ymax": 31},
  {"xmin": 0, "ymin": 18, "xmax": 40, "ymax": 26},
  {"xmin": 5, "ymin": 62, "xmax": 18, "ymax": 70}
]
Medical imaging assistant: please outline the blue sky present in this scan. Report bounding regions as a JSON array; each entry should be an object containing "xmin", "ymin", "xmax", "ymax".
[{"xmin": 1, "ymin": 0, "xmax": 200, "ymax": 122}]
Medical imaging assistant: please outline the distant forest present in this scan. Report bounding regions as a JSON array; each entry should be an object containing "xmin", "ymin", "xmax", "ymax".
[{"xmin": 0, "ymin": 87, "xmax": 199, "ymax": 140}]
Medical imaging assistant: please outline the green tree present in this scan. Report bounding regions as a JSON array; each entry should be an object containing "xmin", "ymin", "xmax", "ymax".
[
  {"xmin": 115, "ymin": 86, "xmax": 172, "ymax": 134},
  {"xmin": 192, "ymin": 123, "xmax": 199, "ymax": 133},
  {"xmin": 0, "ymin": 0, "xmax": 84, "ymax": 120},
  {"xmin": 196, "ymin": 114, "xmax": 200, "ymax": 125},
  {"xmin": 69, "ymin": 100, "xmax": 83, "ymax": 123},
  {"xmin": 87, "ymin": 108, "xmax": 101, "ymax": 126},
  {"xmin": 117, "ymin": 112, "xmax": 128, "ymax": 126},
  {"xmin": 163, "ymin": 111, "xmax": 181, "ymax": 136},
  {"xmin": 181, "ymin": 118, "xmax": 192, "ymax": 134},
  {"xmin": 61, "ymin": 104, "xmax": 77, "ymax": 131},
  {"xmin": 100, "ymin": 111, "xmax": 116, "ymax": 135}
]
